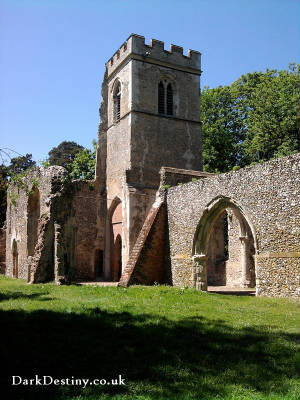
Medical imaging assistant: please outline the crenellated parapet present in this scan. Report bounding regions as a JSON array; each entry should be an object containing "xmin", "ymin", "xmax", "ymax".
[{"xmin": 106, "ymin": 33, "xmax": 201, "ymax": 78}]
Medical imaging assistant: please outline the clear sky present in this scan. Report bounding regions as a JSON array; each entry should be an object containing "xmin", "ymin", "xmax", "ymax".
[{"xmin": 0, "ymin": 0, "xmax": 299, "ymax": 163}]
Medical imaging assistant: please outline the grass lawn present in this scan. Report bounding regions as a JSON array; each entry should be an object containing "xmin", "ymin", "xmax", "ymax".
[{"xmin": 0, "ymin": 276, "xmax": 299, "ymax": 400}]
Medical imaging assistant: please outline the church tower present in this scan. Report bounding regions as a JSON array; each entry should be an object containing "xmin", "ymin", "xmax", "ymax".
[{"xmin": 96, "ymin": 34, "xmax": 202, "ymax": 280}]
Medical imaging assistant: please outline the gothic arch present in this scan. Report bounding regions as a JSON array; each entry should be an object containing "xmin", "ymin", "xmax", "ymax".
[
  {"xmin": 105, "ymin": 197, "xmax": 123, "ymax": 281},
  {"xmin": 157, "ymin": 75, "xmax": 178, "ymax": 116},
  {"xmin": 192, "ymin": 196, "xmax": 257, "ymax": 291},
  {"xmin": 111, "ymin": 78, "xmax": 121, "ymax": 122}
]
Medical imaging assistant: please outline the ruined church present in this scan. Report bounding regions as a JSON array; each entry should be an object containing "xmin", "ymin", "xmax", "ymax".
[{"xmin": 2, "ymin": 34, "xmax": 300, "ymax": 298}]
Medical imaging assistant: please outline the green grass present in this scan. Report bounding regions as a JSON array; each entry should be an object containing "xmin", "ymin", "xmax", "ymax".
[{"xmin": 0, "ymin": 276, "xmax": 299, "ymax": 400}]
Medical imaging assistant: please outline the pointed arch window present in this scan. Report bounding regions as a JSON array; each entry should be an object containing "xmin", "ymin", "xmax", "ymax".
[
  {"xmin": 113, "ymin": 81, "xmax": 121, "ymax": 122},
  {"xmin": 158, "ymin": 80, "xmax": 174, "ymax": 116}
]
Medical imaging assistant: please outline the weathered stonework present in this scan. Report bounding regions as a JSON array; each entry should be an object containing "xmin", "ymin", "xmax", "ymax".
[
  {"xmin": 96, "ymin": 34, "xmax": 202, "ymax": 280},
  {"xmin": 5, "ymin": 166, "xmax": 69, "ymax": 282},
  {"xmin": 3, "ymin": 34, "xmax": 299, "ymax": 299},
  {"xmin": 165, "ymin": 154, "xmax": 300, "ymax": 298},
  {"xmin": 5, "ymin": 168, "xmax": 100, "ymax": 284}
]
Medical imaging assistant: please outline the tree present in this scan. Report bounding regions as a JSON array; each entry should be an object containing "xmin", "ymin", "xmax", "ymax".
[
  {"xmin": 0, "ymin": 170, "xmax": 8, "ymax": 228},
  {"xmin": 48, "ymin": 141, "xmax": 84, "ymax": 169},
  {"xmin": 201, "ymin": 85, "xmax": 245, "ymax": 172},
  {"xmin": 68, "ymin": 140, "xmax": 96, "ymax": 180},
  {"xmin": 201, "ymin": 64, "xmax": 300, "ymax": 172},
  {"xmin": 9, "ymin": 153, "xmax": 36, "ymax": 175},
  {"xmin": 234, "ymin": 64, "xmax": 300, "ymax": 163}
]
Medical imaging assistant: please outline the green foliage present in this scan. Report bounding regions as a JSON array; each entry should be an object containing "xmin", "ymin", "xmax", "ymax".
[
  {"xmin": 201, "ymin": 85, "xmax": 245, "ymax": 173},
  {"xmin": 0, "ymin": 174, "xmax": 8, "ymax": 226},
  {"xmin": 162, "ymin": 184, "xmax": 171, "ymax": 190},
  {"xmin": 233, "ymin": 63, "xmax": 300, "ymax": 164},
  {"xmin": 68, "ymin": 140, "xmax": 96, "ymax": 180},
  {"xmin": 201, "ymin": 64, "xmax": 300, "ymax": 172},
  {"xmin": 9, "ymin": 153, "xmax": 36, "ymax": 175},
  {"xmin": 39, "ymin": 159, "xmax": 50, "ymax": 168},
  {"xmin": 0, "ymin": 276, "xmax": 299, "ymax": 400},
  {"xmin": 232, "ymin": 166, "xmax": 241, "ymax": 171},
  {"xmin": 43, "ymin": 140, "xmax": 96, "ymax": 181},
  {"xmin": 10, "ymin": 168, "xmax": 31, "ymax": 189},
  {"xmin": 48, "ymin": 141, "xmax": 84, "ymax": 169}
]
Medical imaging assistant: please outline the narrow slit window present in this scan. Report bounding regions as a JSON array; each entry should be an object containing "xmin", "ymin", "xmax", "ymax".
[
  {"xmin": 166, "ymin": 83, "xmax": 173, "ymax": 115},
  {"xmin": 114, "ymin": 82, "xmax": 121, "ymax": 122},
  {"xmin": 224, "ymin": 213, "xmax": 229, "ymax": 259},
  {"xmin": 158, "ymin": 82, "xmax": 165, "ymax": 114}
]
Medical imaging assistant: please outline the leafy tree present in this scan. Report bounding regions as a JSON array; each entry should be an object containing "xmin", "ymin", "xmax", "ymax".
[
  {"xmin": 201, "ymin": 85, "xmax": 245, "ymax": 172},
  {"xmin": 9, "ymin": 153, "xmax": 36, "ymax": 175},
  {"xmin": 48, "ymin": 141, "xmax": 84, "ymax": 169},
  {"xmin": 0, "ymin": 172, "xmax": 9, "ymax": 228},
  {"xmin": 69, "ymin": 140, "xmax": 96, "ymax": 180},
  {"xmin": 234, "ymin": 64, "xmax": 300, "ymax": 163},
  {"xmin": 201, "ymin": 64, "xmax": 300, "ymax": 172}
]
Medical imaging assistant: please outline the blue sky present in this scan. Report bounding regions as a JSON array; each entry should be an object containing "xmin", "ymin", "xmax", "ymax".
[{"xmin": 0, "ymin": 0, "xmax": 299, "ymax": 163}]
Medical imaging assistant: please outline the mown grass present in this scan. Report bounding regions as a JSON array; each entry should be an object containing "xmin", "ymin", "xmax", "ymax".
[{"xmin": 0, "ymin": 275, "xmax": 299, "ymax": 400}]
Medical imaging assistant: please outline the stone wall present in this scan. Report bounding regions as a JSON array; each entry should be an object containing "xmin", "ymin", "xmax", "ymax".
[
  {"xmin": 5, "ymin": 166, "xmax": 69, "ymax": 282},
  {"xmin": 4, "ymin": 168, "xmax": 101, "ymax": 284},
  {"xmin": 159, "ymin": 167, "xmax": 213, "ymax": 188},
  {"xmin": 165, "ymin": 154, "xmax": 300, "ymax": 298},
  {"xmin": 71, "ymin": 181, "xmax": 99, "ymax": 281}
]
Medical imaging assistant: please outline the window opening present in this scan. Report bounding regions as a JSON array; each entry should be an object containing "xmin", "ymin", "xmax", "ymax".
[
  {"xmin": 158, "ymin": 81, "xmax": 174, "ymax": 116},
  {"xmin": 224, "ymin": 213, "xmax": 229, "ymax": 259},
  {"xmin": 114, "ymin": 82, "xmax": 121, "ymax": 122}
]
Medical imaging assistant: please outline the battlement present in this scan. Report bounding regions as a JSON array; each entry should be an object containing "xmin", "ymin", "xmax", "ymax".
[{"xmin": 106, "ymin": 34, "xmax": 201, "ymax": 78}]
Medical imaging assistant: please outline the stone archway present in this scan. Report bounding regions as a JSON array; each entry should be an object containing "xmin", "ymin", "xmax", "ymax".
[
  {"xmin": 106, "ymin": 198, "xmax": 123, "ymax": 281},
  {"xmin": 27, "ymin": 187, "xmax": 40, "ymax": 257},
  {"xmin": 112, "ymin": 234, "xmax": 122, "ymax": 281},
  {"xmin": 192, "ymin": 196, "xmax": 257, "ymax": 292},
  {"xmin": 12, "ymin": 239, "xmax": 18, "ymax": 278}
]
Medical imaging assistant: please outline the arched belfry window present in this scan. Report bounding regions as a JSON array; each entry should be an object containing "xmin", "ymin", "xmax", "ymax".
[
  {"xmin": 158, "ymin": 80, "xmax": 174, "ymax": 116},
  {"xmin": 113, "ymin": 81, "xmax": 121, "ymax": 122}
]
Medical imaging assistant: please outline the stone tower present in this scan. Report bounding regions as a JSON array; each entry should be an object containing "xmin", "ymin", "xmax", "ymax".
[{"xmin": 96, "ymin": 34, "xmax": 202, "ymax": 280}]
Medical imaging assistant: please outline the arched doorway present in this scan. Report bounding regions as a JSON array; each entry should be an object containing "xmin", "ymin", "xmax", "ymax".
[
  {"xmin": 27, "ymin": 187, "xmax": 40, "ymax": 256},
  {"xmin": 12, "ymin": 239, "xmax": 18, "ymax": 278},
  {"xmin": 192, "ymin": 197, "xmax": 257, "ymax": 291},
  {"xmin": 113, "ymin": 234, "xmax": 122, "ymax": 281},
  {"xmin": 109, "ymin": 200, "xmax": 122, "ymax": 282}
]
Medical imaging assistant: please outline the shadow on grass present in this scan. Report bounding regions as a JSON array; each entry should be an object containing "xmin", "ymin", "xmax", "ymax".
[
  {"xmin": 0, "ymin": 291, "xmax": 51, "ymax": 302},
  {"xmin": 0, "ymin": 307, "xmax": 298, "ymax": 400}
]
